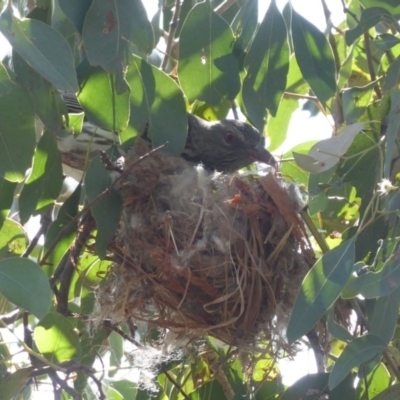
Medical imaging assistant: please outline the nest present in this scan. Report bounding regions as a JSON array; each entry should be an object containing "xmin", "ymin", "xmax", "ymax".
[{"xmin": 96, "ymin": 140, "xmax": 315, "ymax": 356}]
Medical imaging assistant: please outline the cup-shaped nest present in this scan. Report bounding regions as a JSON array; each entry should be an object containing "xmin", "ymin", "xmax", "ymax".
[{"xmin": 97, "ymin": 141, "xmax": 315, "ymax": 352}]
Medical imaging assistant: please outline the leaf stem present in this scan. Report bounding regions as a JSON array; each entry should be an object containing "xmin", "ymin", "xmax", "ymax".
[{"xmin": 161, "ymin": 0, "xmax": 182, "ymax": 72}]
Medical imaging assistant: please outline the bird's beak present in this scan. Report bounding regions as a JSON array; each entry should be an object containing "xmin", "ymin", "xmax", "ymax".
[{"xmin": 248, "ymin": 140, "xmax": 277, "ymax": 169}]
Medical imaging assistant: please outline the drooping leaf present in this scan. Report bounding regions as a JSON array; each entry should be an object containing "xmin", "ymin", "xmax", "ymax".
[
  {"xmin": 82, "ymin": 0, "xmax": 154, "ymax": 73},
  {"xmin": 361, "ymin": 0, "xmax": 400, "ymax": 18},
  {"xmin": 0, "ymin": 8, "xmax": 78, "ymax": 91},
  {"xmin": 266, "ymin": 55, "xmax": 308, "ymax": 151},
  {"xmin": 291, "ymin": 8, "xmax": 336, "ymax": 105},
  {"xmin": 19, "ymin": 130, "xmax": 63, "ymax": 224},
  {"xmin": 329, "ymin": 334, "xmax": 387, "ymax": 389},
  {"xmin": 375, "ymin": 33, "xmax": 400, "ymax": 50},
  {"xmin": 342, "ymin": 81, "xmax": 376, "ymax": 124},
  {"xmin": 0, "ymin": 368, "xmax": 33, "ymax": 400},
  {"xmin": 384, "ymin": 56, "xmax": 400, "ymax": 93},
  {"xmin": 123, "ymin": 55, "xmax": 188, "ymax": 156},
  {"xmin": 13, "ymin": 51, "xmax": 66, "ymax": 132},
  {"xmin": 338, "ymin": 131, "xmax": 380, "ymax": 216},
  {"xmin": 58, "ymin": 0, "xmax": 92, "ymax": 33},
  {"xmin": 242, "ymin": 0, "xmax": 289, "ymax": 131},
  {"xmin": 0, "ymin": 178, "xmax": 16, "ymax": 230},
  {"xmin": 0, "ymin": 83, "xmax": 35, "ymax": 182},
  {"xmin": 348, "ymin": 252, "xmax": 400, "ymax": 299},
  {"xmin": 287, "ymin": 239, "xmax": 355, "ymax": 343},
  {"xmin": 372, "ymin": 383, "xmax": 400, "ymax": 400},
  {"xmin": 0, "ymin": 258, "xmax": 52, "ymax": 319},
  {"xmin": 43, "ymin": 183, "xmax": 81, "ymax": 272},
  {"xmin": 178, "ymin": 1, "xmax": 240, "ymax": 106},
  {"xmin": 77, "ymin": 62, "xmax": 129, "ymax": 133},
  {"xmin": 84, "ymin": 148, "xmax": 122, "ymax": 259},
  {"xmin": 294, "ymin": 123, "xmax": 365, "ymax": 173},
  {"xmin": 0, "ymin": 62, "xmax": 15, "ymax": 96},
  {"xmin": 370, "ymin": 286, "xmax": 400, "ymax": 345},
  {"xmin": 356, "ymin": 361, "xmax": 391, "ymax": 400},
  {"xmin": 231, "ymin": 0, "xmax": 258, "ymax": 52},
  {"xmin": 345, "ymin": 7, "xmax": 395, "ymax": 46},
  {"xmin": 34, "ymin": 312, "xmax": 81, "ymax": 363}
]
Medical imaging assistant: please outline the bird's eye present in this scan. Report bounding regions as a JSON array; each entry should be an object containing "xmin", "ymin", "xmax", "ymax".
[{"xmin": 224, "ymin": 131, "xmax": 235, "ymax": 144}]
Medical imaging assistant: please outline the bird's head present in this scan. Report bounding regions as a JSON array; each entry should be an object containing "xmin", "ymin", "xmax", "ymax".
[{"xmin": 182, "ymin": 114, "xmax": 277, "ymax": 172}]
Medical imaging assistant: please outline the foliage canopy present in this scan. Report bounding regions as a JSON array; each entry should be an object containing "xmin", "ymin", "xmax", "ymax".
[{"xmin": 1, "ymin": 0, "xmax": 400, "ymax": 399}]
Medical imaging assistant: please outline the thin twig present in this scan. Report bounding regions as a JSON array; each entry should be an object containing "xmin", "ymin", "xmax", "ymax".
[
  {"xmin": 215, "ymin": 0, "xmax": 237, "ymax": 15},
  {"xmin": 283, "ymin": 92, "xmax": 335, "ymax": 131},
  {"xmin": 340, "ymin": 0, "xmax": 359, "ymax": 23},
  {"xmin": 21, "ymin": 207, "xmax": 53, "ymax": 258},
  {"xmin": 320, "ymin": 0, "xmax": 341, "ymax": 75},
  {"xmin": 161, "ymin": 0, "xmax": 182, "ymax": 71},
  {"xmin": 300, "ymin": 209, "xmax": 330, "ymax": 254},
  {"xmin": 363, "ymin": 32, "xmax": 382, "ymax": 99}
]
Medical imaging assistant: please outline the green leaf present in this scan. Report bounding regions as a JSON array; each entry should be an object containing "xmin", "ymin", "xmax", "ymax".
[
  {"xmin": 342, "ymin": 81, "xmax": 376, "ymax": 124},
  {"xmin": 338, "ymin": 131, "xmax": 380, "ymax": 216},
  {"xmin": 82, "ymin": 0, "xmax": 154, "ymax": 73},
  {"xmin": 0, "ymin": 258, "xmax": 52, "ymax": 319},
  {"xmin": 0, "ymin": 178, "xmax": 16, "ymax": 230},
  {"xmin": 77, "ymin": 62, "xmax": 129, "ymax": 133},
  {"xmin": 0, "ymin": 83, "xmax": 35, "ymax": 182},
  {"xmin": 34, "ymin": 312, "xmax": 81, "ymax": 363},
  {"xmin": 231, "ymin": 0, "xmax": 258, "ymax": 52},
  {"xmin": 178, "ymin": 1, "xmax": 240, "ymax": 106},
  {"xmin": 370, "ymin": 286, "xmax": 400, "ymax": 345},
  {"xmin": 43, "ymin": 183, "xmax": 81, "ymax": 271},
  {"xmin": 0, "ymin": 219, "xmax": 27, "ymax": 258},
  {"xmin": 291, "ymin": 8, "xmax": 336, "ymax": 105},
  {"xmin": 373, "ymin": 383, "xmax": 400, "ymax": 400},
  {"xmin": 287, "ymin": 239, "xmax": 355, "ymax": 343},
  {"xmin": 384, "ymin": 112, "xmax": 400, "ymax": 179},
  {"xmin": 375, "ymin": 33, "xmax": 400, "ymax": 50},
  {"xmin": 267, "ymin": 55, "xmax": 308, "ymax": 151},
  {"xmin": 108, "ymin": 331, "xmax": 123, "ymax": 377},
  {"xmin": 0, "ymin": 8, "xmax": 78, "ymax": 91},
  {"xmin": 242, "ymin": 0, "xmax": 289, "ymax": 131},
  {"xmin": 384, "ymin": 56, "xmax": 400, "ymax": 93},
  {"xmin": 0, "ymin": 62, "xmax": 15, "ymax": 96},
  {"xmin": 281, "ymin": 372, "xmax": 355, "ymax": 400},
  {"xmin": 0, "ymin": 368, "xmax": 33, "ymax": 400},
  {"xmin": 329, "ymin": 335, "xmax": 387, "ymax": 389},
  {"xmin": 348, "ymin": 251, "xmax": 400, "ymax": 298},
  {"xmin": 19, "ymin": 130, "xmax": 63, "ymax": 224},
  {"xmin": 345, "ymin": 8, "xmax": 395, "ymax": 46},
  {"xmin": 13, "ymin": 51, "xmax": 66, "ymax": 132},
  {"xmin": 356, "ymin": 361, "xmax": 391, "ymax": 400},
  {"xmin": 85, "ymin": 149, "xmax": 122, "ymax": 259},
  {"xmin": 58, "ymin": 0, "xmax": 92, "ymax": 33},
  {"xmin": 294, "ymin": 123, "xmax": 365, "ymax": 174},
  {"xmin": 124, "ymin": 55, "xmax": 188, "ymax": 156},
  {"xmin": 361, "ymin": 0, "xmax": 400, "ymax": 18}
]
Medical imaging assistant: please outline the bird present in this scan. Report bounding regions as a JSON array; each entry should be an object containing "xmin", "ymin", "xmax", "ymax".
[{"xmin": 57, "ymin": 93, "xmax": 276, "ymax": 180}]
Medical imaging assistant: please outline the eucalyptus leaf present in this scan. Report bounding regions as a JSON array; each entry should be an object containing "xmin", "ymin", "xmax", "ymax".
[
  {"xmin": 0, "ymin": 8, "xmax": 78, "ymax": 91},
  {"xmin": 178, "ymin": 1, "xmax": 240, "ymax": 106},
  {"xmin": 291, "ymin": 8, "xmax": 336, "ymax": 105},
  {"xmin": 287, "ymin": 239, "xmax": 355, "ymax": 343},
  {"xmin": 0, "ymin": 258, "xmax": 52, "ymax": 319}
]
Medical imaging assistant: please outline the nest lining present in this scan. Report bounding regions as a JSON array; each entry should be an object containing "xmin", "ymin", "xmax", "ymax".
[{"xmin": 96, "ymin": 140, "xmax": 315, "ymax": 353}]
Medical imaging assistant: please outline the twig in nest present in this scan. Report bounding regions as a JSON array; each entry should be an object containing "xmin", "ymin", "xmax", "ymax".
[{"xmin": 99, "ymin": 150, "xmax": 124, "ymax": 173}]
